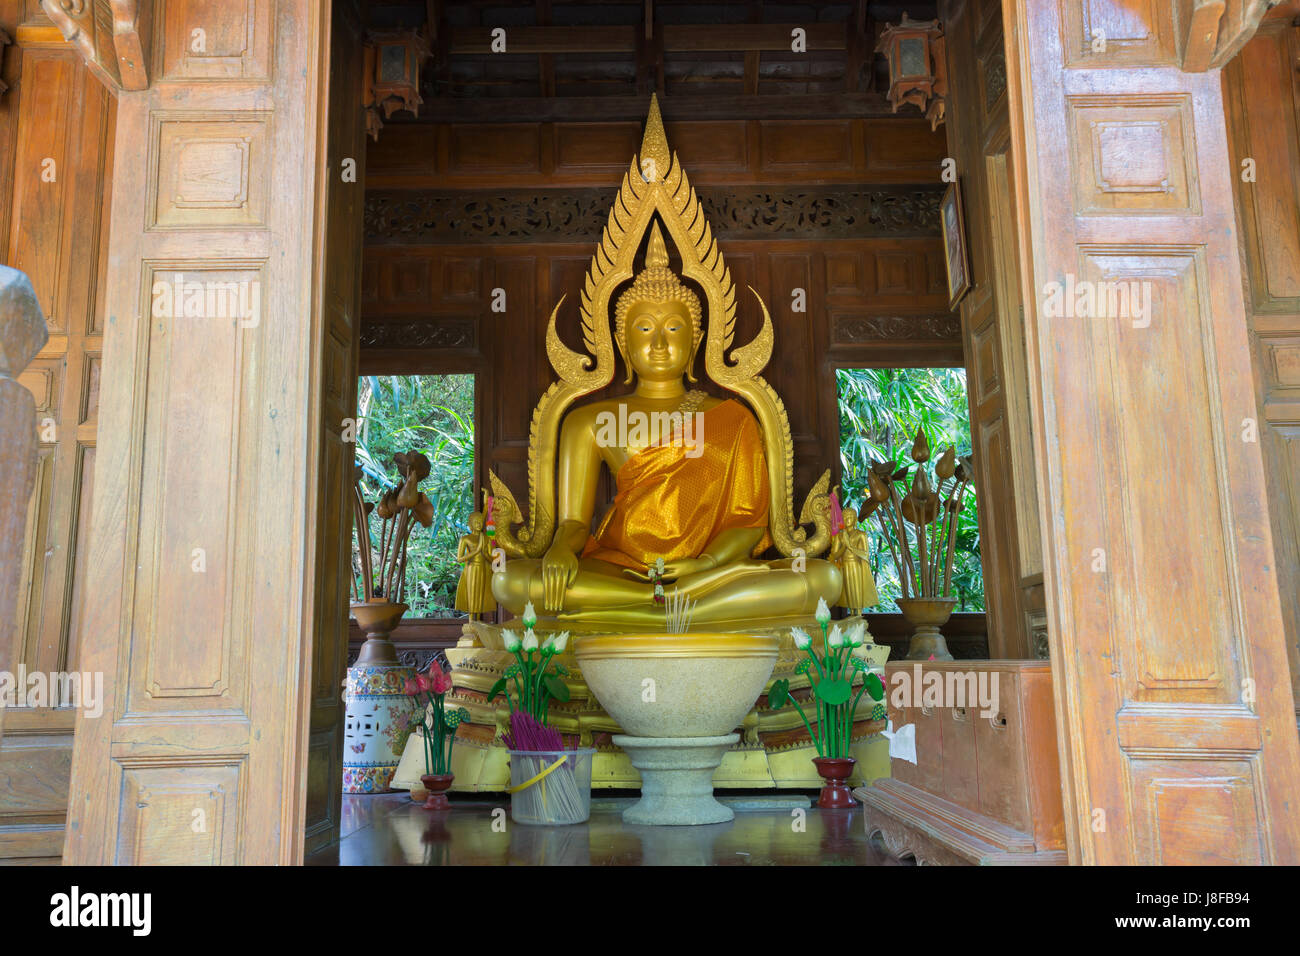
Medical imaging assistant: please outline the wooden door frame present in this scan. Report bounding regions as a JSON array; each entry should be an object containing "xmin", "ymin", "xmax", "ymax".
[
  {"xmin": 59, "ymin": 0, "xmax": 353, "ymax": 865},
  {"xmin": 999, "ymin": 0, "xmax": 1300, "ymax": 863},
  {"xmin": 47, "ymin": 0, "xmax": 1294, "ymax": 864}
]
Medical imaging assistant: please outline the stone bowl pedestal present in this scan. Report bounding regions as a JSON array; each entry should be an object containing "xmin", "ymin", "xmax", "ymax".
[
  {"xmin": 612, "ymin": 733, "xmax": 740, "ymax": 825},
  {"xmin": 577, "ymin": 633, "xmax": 779, "ymax": 826}
]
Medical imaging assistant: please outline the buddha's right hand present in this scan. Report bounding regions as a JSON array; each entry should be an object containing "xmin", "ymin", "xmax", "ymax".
[{"xmin": 541, "ymin": 542, "xmax": 579, "ymax": 612}]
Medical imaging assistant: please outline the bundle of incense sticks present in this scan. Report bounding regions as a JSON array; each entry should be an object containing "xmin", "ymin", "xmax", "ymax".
[
  {"xmin": 502, "ymin": 711, "xmax": 585, "ymax": 825},
  {"xmin": 502, "ymin": 709, "xmax": 563, "ymax": 751},
  {"xmin": 665, "ymin": 588, "xmax": 695, "ymax": 634}
]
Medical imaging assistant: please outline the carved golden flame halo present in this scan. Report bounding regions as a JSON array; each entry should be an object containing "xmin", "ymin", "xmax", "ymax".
[{"xmin": 488, "ymin": 94, "xmax": 832, "ymax": 560}]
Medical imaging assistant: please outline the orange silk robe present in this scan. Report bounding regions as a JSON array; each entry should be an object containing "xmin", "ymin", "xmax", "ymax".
[{"xmin": 581, "ymin": 399, "xmax": 772, "ymax": 570}]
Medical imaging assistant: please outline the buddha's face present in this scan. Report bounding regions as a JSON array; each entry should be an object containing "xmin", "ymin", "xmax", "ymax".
[
  {"xmin": 624, "ymin": 299, "xmax": 694, "ymax": 382},
  {"xmin": 468, "ymin": 512, "xmax": 484, "ymax": 532},
  {"xmin": 843, "ymin": 510, "xmax": 857, "ymax": 530}
]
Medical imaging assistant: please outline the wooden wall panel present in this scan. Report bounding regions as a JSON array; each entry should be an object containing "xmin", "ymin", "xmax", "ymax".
[
  {"xmin": 157, "ymin": 0, "xmax": 273, "ymax": 82},
  {"xmin": 1223, "ymin": 19, "xmax": 1300, "ymax": 724},
  {"xmin": 0, "ymin": 24, "xmax": 114, "ymax": 864},
  {"xmin": 65, "ymin": 0, "xmax": 351, "ymax": 865},
  {"xmin": 130, "ymin": 264, "xmax": 255, "ymax": 710},
  {"xmin": 113, "ymin": 760, "xmax": 243, "ymax": 865},
  {"xmin": 8, "ymin": 53, "xmax": 73, "ymax": 330},
  {"xmin": 367, "ymin": 117, "xmax": 946, "ymax": 188},
  {"xmin": 361, "ymin": 237, "xmax": 955, "ymax": 531}
]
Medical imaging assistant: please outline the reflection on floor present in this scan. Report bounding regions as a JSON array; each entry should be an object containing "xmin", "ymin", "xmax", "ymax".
[{"xmin": 307, "ymin": 792, "xmax": 902, "ymax": 866}]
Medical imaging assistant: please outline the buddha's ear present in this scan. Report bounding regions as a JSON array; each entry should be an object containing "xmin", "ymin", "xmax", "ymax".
[
  {"xmin": 686, "ymin": 335, "xmax": 700, "ymax": 384},
  {"xmin": 617, "ymin": 338, "xmax": 634, "ymax": 385}
]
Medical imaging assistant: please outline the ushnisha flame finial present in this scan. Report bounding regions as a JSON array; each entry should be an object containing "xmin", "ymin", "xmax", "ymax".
[
  {"xmin": 645, "ymin": 220, "xmax": 669, "ymax": 270},
  {"xmin": 639, "ymin": 93, "xmax": 671, "ymax": 183}
]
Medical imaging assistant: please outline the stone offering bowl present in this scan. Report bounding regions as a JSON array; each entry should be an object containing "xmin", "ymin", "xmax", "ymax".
[
  {"xmin": 575, "ymin": 633, "xmax": 780, "ymax": 825},
  {"xmin": 575, "ymin": 633, "xmax": 780, "ymax": 737}
]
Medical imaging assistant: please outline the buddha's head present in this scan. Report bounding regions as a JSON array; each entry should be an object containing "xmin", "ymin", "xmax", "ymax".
[
  {"xmin": 614, "ymin": 222, "xmax": 703, "ymax": 385},
  {"xmin": 467, "ymin": 511, "xmax": 485, "ymax": 532},
  {"xmin": 842, "ymin": 510, "xmax": 858, "ymax": 531}
]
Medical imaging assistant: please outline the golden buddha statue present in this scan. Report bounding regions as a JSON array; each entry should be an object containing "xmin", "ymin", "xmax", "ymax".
[
  {"xmin": 484, "ymin": 95, "xmax": 846, "ymax": 632},
  {"xmin": 444, "ymin": 96, "xmax": 886, "ymax": 792},
  {"xmin": 491, "ymin": 222, "xmax": 841, "ymax": 628}
]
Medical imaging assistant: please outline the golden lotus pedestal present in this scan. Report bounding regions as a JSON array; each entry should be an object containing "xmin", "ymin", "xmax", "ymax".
[{"xmin": 443, "ymin": 619, "xmax": 891, "ymax": 792}]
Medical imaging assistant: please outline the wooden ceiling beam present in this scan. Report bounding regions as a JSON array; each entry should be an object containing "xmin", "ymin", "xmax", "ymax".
[
  {"xmin": 413, "ymin": 90, "xmax": 901, "ymax": 122},
  {"xmin": 445, "ymin": 21, "xmax": 848, "ymax": 55},
  {"xmin": 661, "ymin": 22, "xmax": 845, "ymax": 51},
  {"xmin": 450, "ymin": 25, "xmax": 637, "ymax": 53}
]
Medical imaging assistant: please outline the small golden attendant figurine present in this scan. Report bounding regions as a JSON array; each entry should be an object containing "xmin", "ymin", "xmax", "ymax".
[
  {"xmin": 830, "ymin": 507, "xmax": 880, "ymax": 614},
  {"xmin": 454, "ymin": 511, "xmax": 496, "ymax": 621}
]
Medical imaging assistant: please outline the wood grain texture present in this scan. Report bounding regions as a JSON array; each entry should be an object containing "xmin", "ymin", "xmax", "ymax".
[
  {"xmin": 302, "ymin": 0, "xmax": 367, "ymax": 859},
  {"xmin": 64, "ymin": 0, "xmax": 340, "ymax": 865},
  {"xmin": 1004, "ymin": 0, "xmax": 1300, "ymax": 863},
  {"xmin": 0, "ymin": 32, "xmax": 112, "ymax": 863},
  {"xmin": 367, "ymin": 117, "xmax": 946, "ymax": 189},
  {"xmin": 861, "ymin": 659, "xmax": 1065, "ymax": 865},
  {"xmin": 1221, "ymin": 19, "xmax": 1300, "ymax": 727},
  {"xmin": 937, "ymin": 0, "xmax": 1043, "ymax": 658}
]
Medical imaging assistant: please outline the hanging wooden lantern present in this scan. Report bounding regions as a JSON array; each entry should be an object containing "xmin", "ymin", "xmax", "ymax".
[
  {"xmin": 924, "ymin": 34, "xmax": 948, "ymax": 131},
  {"xmin": 364, "ymin": 29, "xmax": 432, "ymax": 141},
  {"xmin": 876, "ymin": 14, "xmax": 945, "ymax": 127}
]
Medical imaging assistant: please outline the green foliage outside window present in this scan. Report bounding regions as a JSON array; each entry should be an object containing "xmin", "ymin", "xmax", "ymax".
[
  {"xmin": 837, "ymin": 367, "xmax": 984, "ymax": 612},
  {"xmin": 355, "ymin": 374, "xmax": 475, "ymax": 619}
]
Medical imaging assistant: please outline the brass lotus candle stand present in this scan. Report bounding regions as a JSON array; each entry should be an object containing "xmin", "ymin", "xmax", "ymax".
[
  {"xmin": 864, "ymin": 428, "xmax": 974, "ymax": 660},
  {"xmin": 343, "ymin": 450, "xmax": 435, "ymax": 794},
  {"xmin": 350, "ymin": 451, "xmax": 434, "ymax": 663}
]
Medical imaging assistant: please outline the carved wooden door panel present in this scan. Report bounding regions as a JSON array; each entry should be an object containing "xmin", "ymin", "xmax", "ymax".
[
  {"xmin": 64, "ymin": 0, "xmax": 350, "ymax": 865},
  {"xmin": 1005, "ymin": 0, "xmax": 1300, "ymax": 862}
]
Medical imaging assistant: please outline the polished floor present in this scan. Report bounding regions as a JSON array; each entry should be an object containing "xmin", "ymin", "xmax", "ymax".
[{"xmin": 307, "ymin": 791, "xmax": 902, "ymax": 865}]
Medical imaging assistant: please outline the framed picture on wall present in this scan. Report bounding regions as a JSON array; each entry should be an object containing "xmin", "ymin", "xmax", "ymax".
[{"xmin": 940, "ymin": 181, "xmax": 971, "ymax": 309}]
